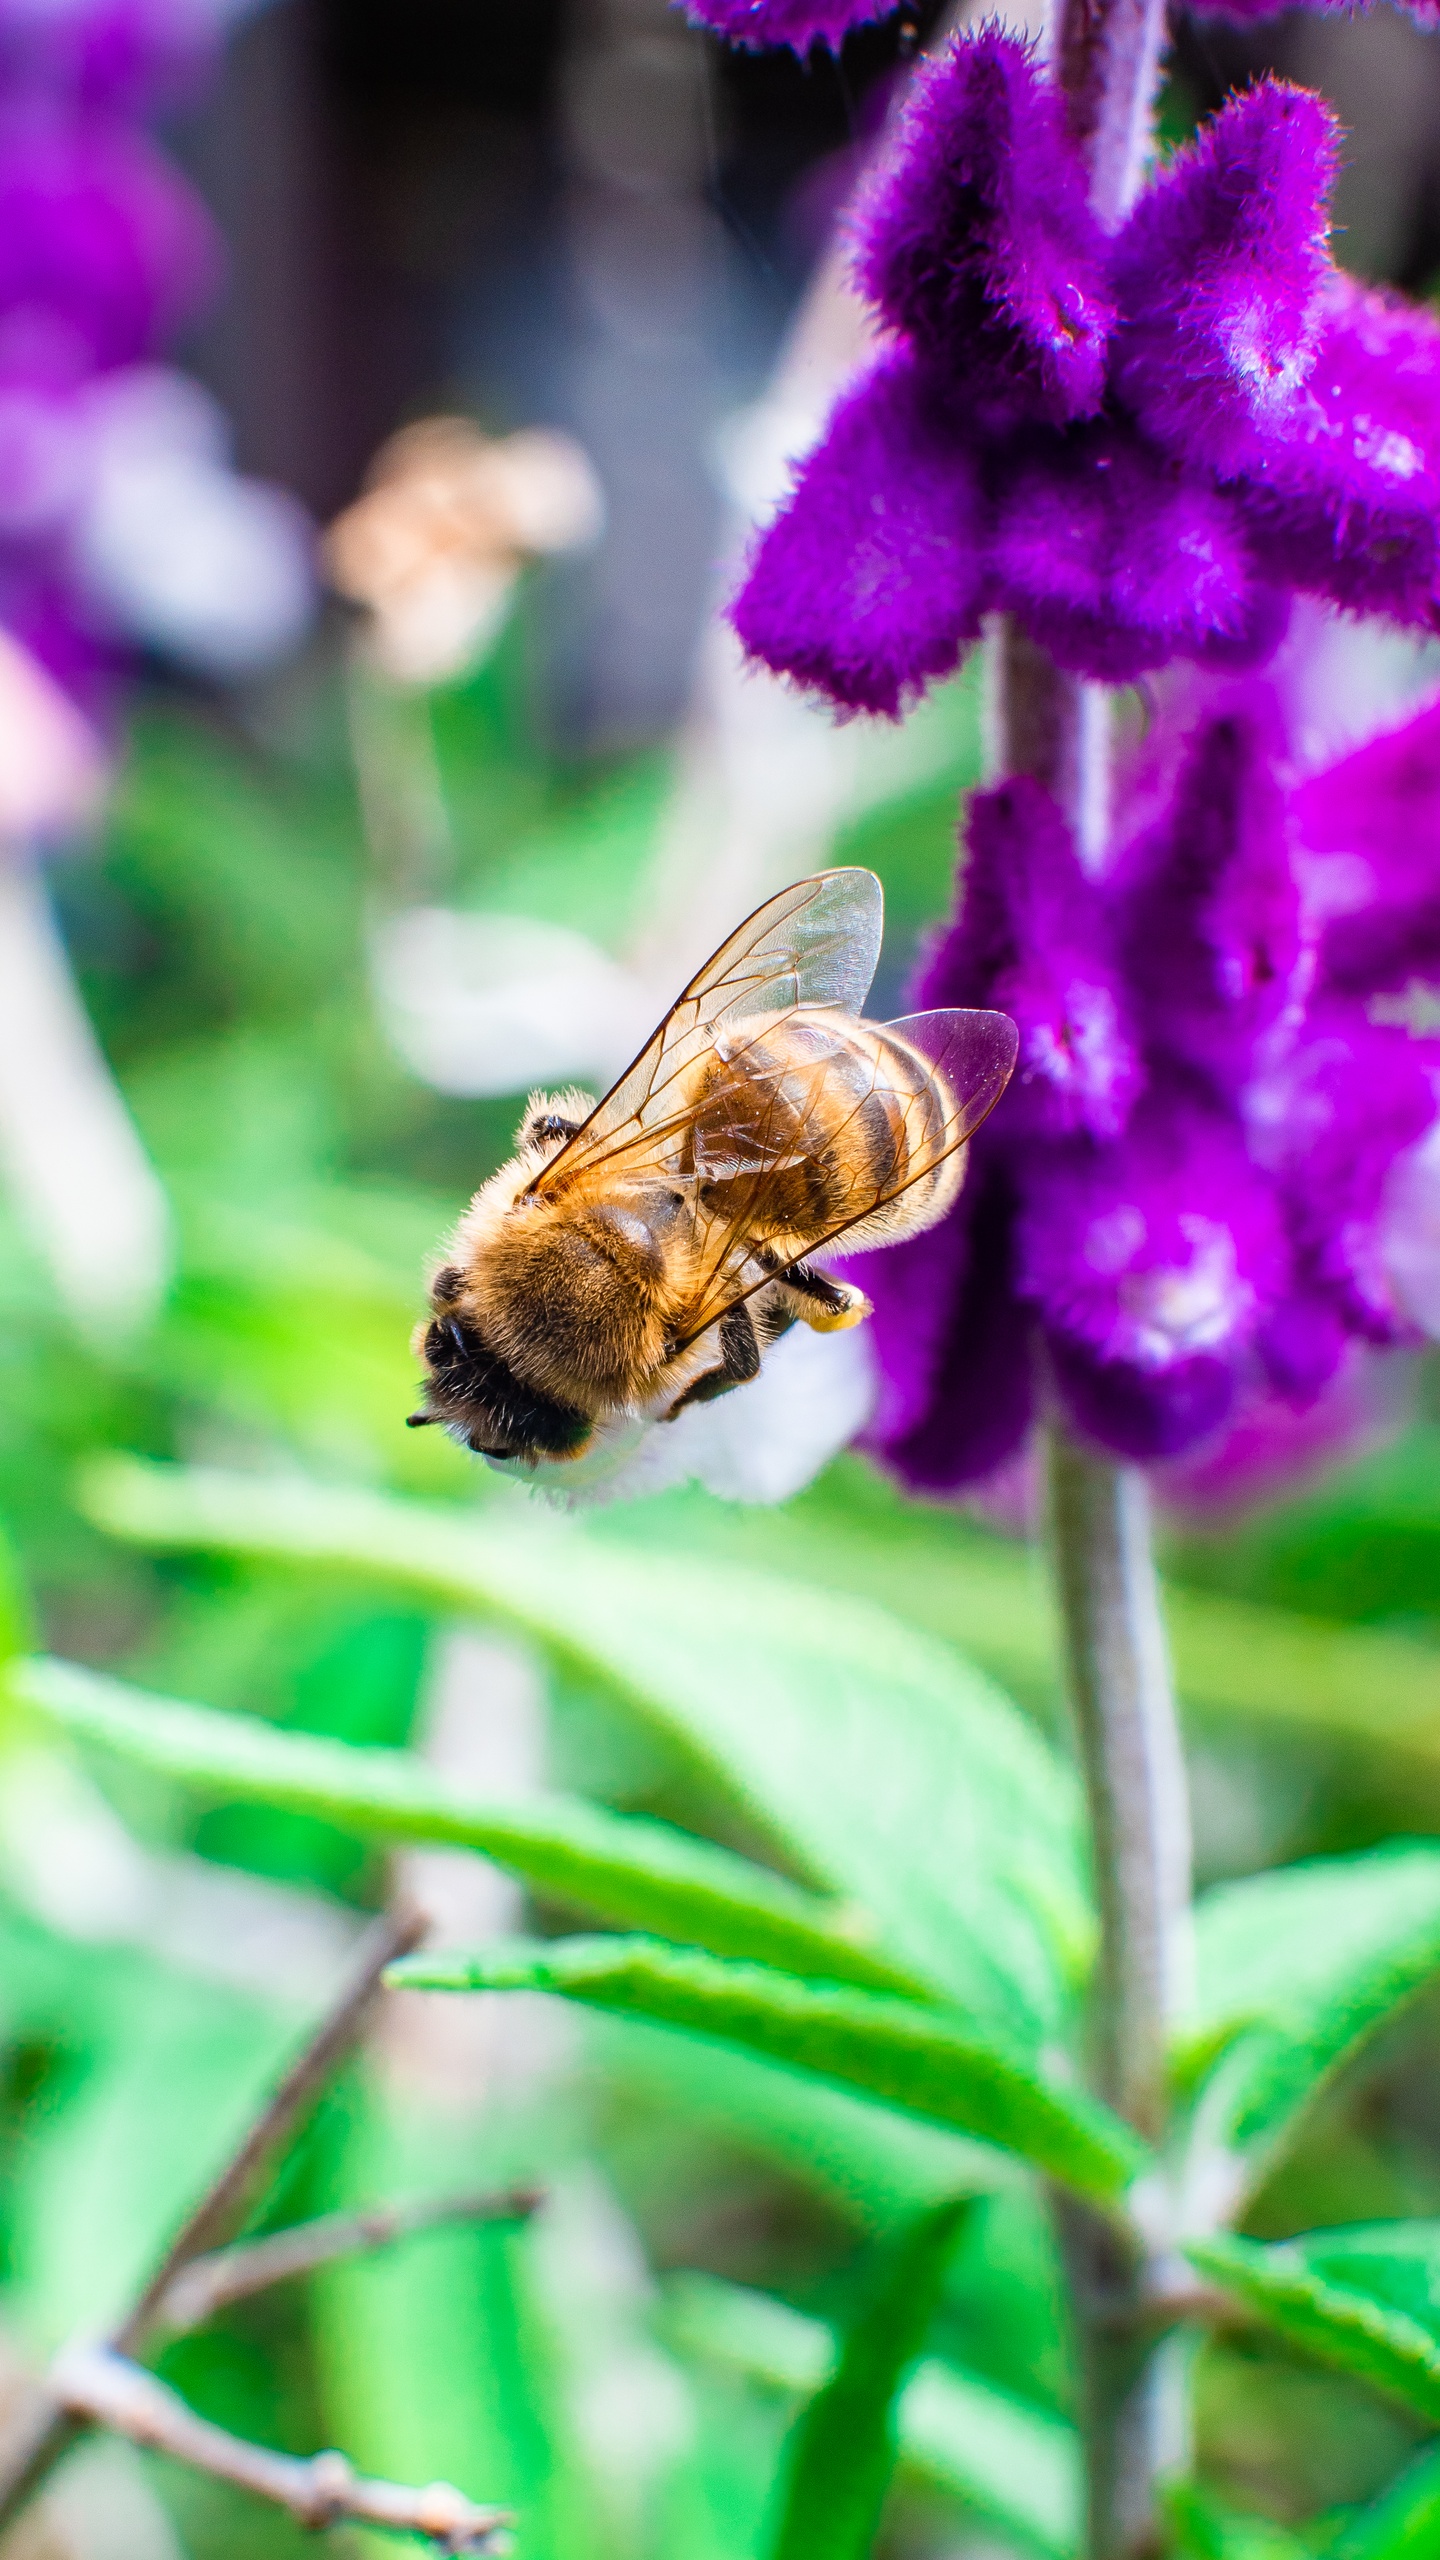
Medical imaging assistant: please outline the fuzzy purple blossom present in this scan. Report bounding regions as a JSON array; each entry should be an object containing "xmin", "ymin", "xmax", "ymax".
[
  {"xmin": 858, "ymin": 675, "xmax": 1440, "ymax": 1480},
  {"xmin": 732, "ymin": 35, "xmax": 1440, "ymax": 714},
  {"xmin": 679, "ymin": 0, "xmax": 1440, "ymax": 47}
]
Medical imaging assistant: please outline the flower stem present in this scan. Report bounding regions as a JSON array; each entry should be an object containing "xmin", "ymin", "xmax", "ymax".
[
  {"xmin": 987, "ymin": 19, "xmax": 1180, "ymax": 2544},
  {"xmin": 1046, "ymin": 1428, "xmax": 1193, "ymax": 2560},
  {"xmin": 1047, "ymin": 1431, "xmax": 1192, "ymax": 2142}
]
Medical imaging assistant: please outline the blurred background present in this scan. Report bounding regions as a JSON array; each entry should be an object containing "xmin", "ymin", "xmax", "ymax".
[{"xmin": 3, "ymin": 2, "xmax": 1440, "ymax": 2554}]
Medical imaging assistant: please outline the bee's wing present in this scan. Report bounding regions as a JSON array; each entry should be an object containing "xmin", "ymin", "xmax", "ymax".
[
  {"xmin": 672, "ymin": 1006, "xmax": 1019, "ymax": 1351},
  {"xmin": 527, "ymin": 869, "xmax": 884, "ymax": 1195}
]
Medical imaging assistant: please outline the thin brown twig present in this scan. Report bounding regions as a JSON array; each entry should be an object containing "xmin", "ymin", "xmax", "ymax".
[
  {"xmin": 50, "ymin": 2346, "xmax": 507, "ymax": 2552},
  {"xmin": 156, "ymin": 2185, "xmax": 544, "ymax": 2333},
  {"xmin": 0, "ymin": 1904, "xmax": 511, "ymax": 2551},
  {"xmin": 121, "ymin": 1904, "xmax": 427, "ymax": 2350}
]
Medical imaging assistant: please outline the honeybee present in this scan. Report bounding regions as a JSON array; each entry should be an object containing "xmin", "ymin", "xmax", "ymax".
[{"xmin": 408, "ymin": 868, "xmax": 1017, "ymax": 1466}]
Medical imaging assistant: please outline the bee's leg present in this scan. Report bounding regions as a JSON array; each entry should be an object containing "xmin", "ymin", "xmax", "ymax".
[
  {"xmin": 773, "ymin": 1260, "xmax": 872, "ymax": 1333},
  {"xmin": 662, "ymin": 1303, "xmax": 761, "ymax": 1419}
]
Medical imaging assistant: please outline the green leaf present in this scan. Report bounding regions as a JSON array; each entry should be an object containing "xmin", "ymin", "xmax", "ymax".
[
  {"xmin": 390, "ymin": 1936, "xmax": 1150, "ymax": 2205},
  {"xmin": 1188, "ymin": 2228, "xmax": 1440, "ymax": 2422},
  {"xmin": 1163, "ymin": 2480, "xmax": 1310, "ymax": 2560},
  {"xmin": 665, "ymin": 2272, "xmax": 1079, "ymax": 2559},
  {"xmin": 766, "ymin": 2197, "xmax": 969, "ymax": 2560},
  {"xmin": 8, "ymin": 1656, "xmax": 927, "ymax": 1998},
  {"xmin": 0, "ymin": 1521, "xmax": 32, "ymax": 1671},
  {"xmin": 631, "ymin": 1459, "xmax": 1440, "ymax": 1779},
  {"xmin": 1332, "ymin": 2443, "xmax": 1440, "ymax": 2560},
  {"xmin": 79, "ymin": 1458, "xmax": 1089, "ymax": 2042},
  {"xmin": 589, "ymin": 2013, "xmax": 1013, "ymax": 2223},
  {"xmin": 1181, "ymin": 1850, "xmax": 1440, "ymax": 2187}
]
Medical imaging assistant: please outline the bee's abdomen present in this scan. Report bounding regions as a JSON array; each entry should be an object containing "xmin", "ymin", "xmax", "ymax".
[
  {"xmin": 696, "ymin": 1010, "xmax": 953, "ymax": 1244},
  {"xmin": 815, "ymin": 1020, "xmax": 951, "ymax": 1225}
]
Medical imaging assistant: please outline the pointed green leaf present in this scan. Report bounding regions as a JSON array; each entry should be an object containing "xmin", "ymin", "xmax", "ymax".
[
  {"xmin": 79, "ymin": 1457, "xmax": 1089, "ymax": 2041},
  {"xmin": 8, "ymin": 1656, "xmax": 926, "ymax": 1998},
  {"xmin": 767, "ymin": 2197, "xmax": 969, "ymax": 2560},
  {"xmin": 1181, "ymin": 1850, "xmax": 1440, "ymax": 2189},
  {"xmin": 1333, "ymin": 2443, "xmax": 1440, "ymax": 2560},
  {"xmin": 390, "ymin": 1936, "xmax": 1149, "ymax": 2204},
  {"xmin": 665, "ymin": 2272, "xmax": 1079, "ymax": 2558},
  {"xmin": 1189, "ymin": 2227, "xmax": 1440, "ymax": 2422}
]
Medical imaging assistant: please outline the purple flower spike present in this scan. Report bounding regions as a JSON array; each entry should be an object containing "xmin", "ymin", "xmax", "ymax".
[
  {"xmin": 854, "ymin": 29, "xmax": 1112, "ymax": 422},
  {"xmin": 1049, "ymin": 1335, "xmax": 1239, "ymax": 1462},
  {"xmin": 1252, "ymin": 998, "xmax": 1437, "ymax": 1338},
  {"xmin": 1017, "ymin": 1085, "xmax": 1286, "ymax": 1371},
  {"xmin": 1116, "ymin": 709, "xmax": 1311, "ymax": 1094},
  {"xmin": 1295, "ymin": 695, "xmax": 1440, "ymax": 997},
  {"xmin": 921, "ymin": 773, "xmax": 1142, "ymax": 1139},
  {"xmin": 673, "ymin": 0, "xmax": 896, "ymax": 52},
  {"xmin": 988, "ymin": 427, "xmax": 1273, "ymax": 682},
  {"xmin": 862, "ymin": 1158, "xmax": 1035, "ymax": 1490},
  {"xmin": 731, "ymin": 354, "xmax": 986, "ymax": 719},
  {"xmin": 1256, "ymin": 1290, "xmax": 1349, "ymax": 1401},
  {"xmin": 1240, "ymin": 276, "xmax": 1440, "ymax": 628},
  {"xmin": 1110, "ymin": 82, "xmax": 1336, "ymax": 480}
]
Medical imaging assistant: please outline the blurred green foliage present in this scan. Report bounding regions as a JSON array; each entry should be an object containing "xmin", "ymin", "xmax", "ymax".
[{"xmin": 2, "ymin": 628, "xmax": 1440, "ymax": 2558}]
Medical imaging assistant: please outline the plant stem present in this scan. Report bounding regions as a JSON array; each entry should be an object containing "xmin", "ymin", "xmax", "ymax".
[
  {"xmin": 1048, "ymin": 1436, "xmax": 1192, "ymax": 2143},
  {"xmin": 1046, "ymin": 1436, "xmax": 1192, "ymax": 2560},
  {"xmin": 982, "ymin": 0, "xmax": 1181, "ymax": 2550}
]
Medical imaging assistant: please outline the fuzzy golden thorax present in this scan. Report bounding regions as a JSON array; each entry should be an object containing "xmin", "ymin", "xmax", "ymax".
[
  {"xmin": 409, "ymin": 1111, "xmax": 701, "ymax": 1458},
  {"xmin": 456, "ymin": 1168, "xmax": 681, "ymax": 1410}
]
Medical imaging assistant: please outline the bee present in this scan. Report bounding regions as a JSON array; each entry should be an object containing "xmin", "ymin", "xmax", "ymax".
[{"xmin": 407, "ymin": 868, "xmax": 1017, "ymax": 1466}]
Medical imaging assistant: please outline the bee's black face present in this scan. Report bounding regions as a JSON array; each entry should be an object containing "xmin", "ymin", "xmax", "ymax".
[{"xmin": 411, "ymin": 1304, "xmax": 592, "ymax": 1462}]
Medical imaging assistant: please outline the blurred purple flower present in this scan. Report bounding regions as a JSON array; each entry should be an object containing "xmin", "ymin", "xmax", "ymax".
[
  {"xmin": 732, "ymin": 35, "xmax": 1440, "ymax": 714},
  {"xmin": 674, "ymin": 0, "xmax": 896, "ymax": 53},
  {"xmin": 0, "ymin": 0, "xmax": 315, "ymax": 726},
  {"xmin": 0, "ymin": 114, "xmax": 218, "ymax": 374},
  {"xmin": 860, "ymin": 676, "xmax": 1440, "ymax": 1482},
  {"xmin": 0, "ymin": 0, "xmax": 234, "ymax": 107}
]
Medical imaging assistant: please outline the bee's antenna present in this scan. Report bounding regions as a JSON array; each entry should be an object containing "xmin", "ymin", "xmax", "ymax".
[{"xmin": 405, "ymin": 1411, "xmax": 435, "ymax": 1428}]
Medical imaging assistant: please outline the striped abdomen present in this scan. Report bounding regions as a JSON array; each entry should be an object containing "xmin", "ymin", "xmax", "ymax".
[{"xmin": 682, "ymin": 1006, "xmax": 962, "ymax": 1257}]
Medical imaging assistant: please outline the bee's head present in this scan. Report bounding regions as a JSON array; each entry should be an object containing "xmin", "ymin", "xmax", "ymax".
[{"xmin": 408, "ymin": 1266, "xmax": 593, "ymax": 1463}]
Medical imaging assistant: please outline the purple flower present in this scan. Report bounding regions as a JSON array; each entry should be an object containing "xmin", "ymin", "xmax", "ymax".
[
  {"xmin": 864, "ymin": 678, "xmax": 1440, "ymax": 1484},
  {"xmin": 852, "ymin": 31, "xmax": 1113, "ymax": 421},
  {"xmin": 916, "ymin": 772, "xmax": 1141, "ymax": 1140},
  {"xmin": 732, "ymin": 39, "xmax": 1440, "ymax": 710},
  {"xmin": 0, "ymin": 0, "xmax": 222, "ymax": 109},
  {"xmin": 1016, "ymin": 1081, "xmax": 1290, "ymax": 1459},
  {"xmin": 1114, "ymin": 708, "xmax": 1310, "ymax": 1097},
  {"xmin": 673, "ymin": 0, "xmax": 896, "ymax": 52},
  {"xmin": 985, "ymin": 423, "xmax": 1285, "ymax": 685},
  {"xmin": 0, "ymin": 115, "xmax": 217, "ymax": 376},
  {"xmin": 0, "ymin": 4, "xmax": 315, "ymax": 714},
  {"xmin": 730, "ymin": 354, "xmax": 986, "ymax": 719},
  {"xmin": 1107, "ymin": 82, "xmax": 1335, "ymax": 478},
  {"xmin": 1293, "ymin": 694, "xmax": 1440, "ymax": 1000}
]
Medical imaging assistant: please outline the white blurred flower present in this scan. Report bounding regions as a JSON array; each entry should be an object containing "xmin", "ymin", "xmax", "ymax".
[
  {"xmin": 501, "ymin": 1316, "xmax": 877, "ymax": 1509},
  {"xmin": 369, "ymin": 904, "xmax": 651, "ymax": 1097},
  {"xmin": 69, "ymin": 364, "xmax": 316, "ymax": 677},
  {"xmin": 326, "ymin": 415, "xmax": 603, "ymax": 689}
]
